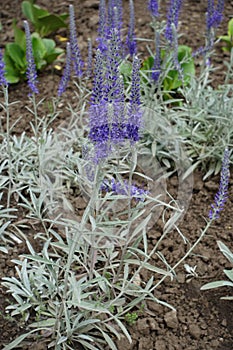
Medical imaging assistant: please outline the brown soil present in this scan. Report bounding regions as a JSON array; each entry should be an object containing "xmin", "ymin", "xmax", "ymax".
[{"xmin": 0, "ymin": 1, "xmax": 233, "ymax": 350}]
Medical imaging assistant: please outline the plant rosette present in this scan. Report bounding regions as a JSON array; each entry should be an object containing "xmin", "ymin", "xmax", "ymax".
[{"xmin": 37, "ymin": 105, "xmax": 193, "ymax": 248}]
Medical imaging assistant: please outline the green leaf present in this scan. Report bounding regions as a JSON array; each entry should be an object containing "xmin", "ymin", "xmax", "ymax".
[
  {"xmin": 13, "ymin": 21, "xmax": 26, "ymax": 50},
  {"xmin": 201, "ymin": 280, "xmax": 233, "ymax": 290},
  {"xmin": 5, "ymin": 43, "xmax": 26, "ymax": 70},
  {"xmin": 141, "ymin": 56, "xmax": 154, "ymax": 71},
  {"xmin": 60, "ymin": 13, "xmax": 69, "ymax": 22},
  {"xmin": 42, "ymin": 38, "xmax": 56, "ymax": 53},
  {"xmin": 219, "ymin": 35, "xmax": 231, "ymax": 43},
  {"xmin": 119, "ymin": 61, "xmax": 132, "ymax": 77},
  {"xmin": 11, "ymin": 302, "xmax": 31, "ymax": 315},
  {"xmin": 29, "ymin": 318, "xmax": 57, "ymax": 327},
  {"xmin": 164, "ymin": 45, "xmax": 195, "ymax": 90},
  {"xmin": 22, "ymin": 1, "xmax": 67, "ymax": 37},
  {"xmin": 78, "ymin": 340, "xmax": 99, "ymax": 350},
  {"xmin": 21, "ymin": 1, "xmax": 36, "ymax": 23},
  {"xmin": 228, "ymin": 18, "xmax": 233, "ymax": 38},
  {"xmin": 223, "ymin": 269, "xmax": 233, "ymax": 282},
  {"xmin": 31, "ymin": 3, "xmax": 49, "ymax": 18},
  {"xmin": 3, "ymin": 332, "xmax": 33, "ymax": 350},
  {"xmin": 100, "ymin": 331, "xmax": 118, "ymax": 350},
  {"xmin": 2, "ymin": 328, "xmax": 48, "ymax": 350},
  {"xmin": 37, "ymin": 14, "xmax": 67, "ymax": 37},
  {"xmin": 44, "ymin": 49, "xmax": 63, "ymax": 64},
  {"xmin": 31, "ymin": 33, "xmax": 46, "ymax": 69},
  {"xmin": 22, "ymin": 254, "xmax": 60, "ymax": 266},
  {"xmin": 4, "ymin": 66, "xmax": 20, "ymax": 83},
  {"xmin": 42, "ymin": 38, "xmax": 64, "ymax": 64},
  {"xmin": 125, "ymin": 259, "xmax": 173, "ymax": 277},
  {"xmin": 217, "ymin": 241, "xmax": 233, "ymax": 264}
]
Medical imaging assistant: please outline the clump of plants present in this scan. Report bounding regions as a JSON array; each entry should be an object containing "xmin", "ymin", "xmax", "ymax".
[
  {"xmin": 3, "ymin": 1, "xmax": 67, "ymax": 83},
  {"xmin": 0, "ymin": 0, "xmax": 232, "ymax": 349}
]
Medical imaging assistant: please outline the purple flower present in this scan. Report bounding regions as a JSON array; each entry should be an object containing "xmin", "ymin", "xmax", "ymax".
[
  {"xmin": 104, "ymin": 28, "xmax": 123, "ymax": 103},
  {"xmin": 215, "ymin": 0, "xmax": 224, "ymax": 26},
  {"xmin": 165, "ymin": 0, "xmax": 183, "ymax": 43},
  {"xmin": 148, "ymin": 0, "xmax": 159, "ymax": 17},
  {"xmin": 91, "ymin": 49, "xmax": 105, "ymax": 104},
  {"xmin": 97, "ymin": 0, "xmax": 123, "ymax": 54},
  {"xmin": 101, "ymin": 178, "xmax": 148, "ymax": 201},
  {"xmin": 209, "ymin": 148, "xmax": 230, "ymax": 220},
  {"xmin": 97, "ymin": 0, "xmax": 108, "ymax": 52},
  {"xmin": 108, "ymin": 0, "xmax": 122, "ymax": 31},
  {"xmin": 0, "ymin": 49, "xmax": 8, "ymax": 86},
  {"xmin": 193, "ymin": 0, "xmax": 224, "ymax": 58},
  {"xmin": 89, "ymin": 102, "xmax": 109, "ymax": 143},
  {"xmin": 69, "ymin": 4, "xmax": 83, "ymax": 77},
  {"xmin": 206, "ymin": 0, "xmax": 215, "ymax": 30},
  {"xmin": 127, "ymin": 56, "xmax": 142, "ymax": 142},
  {"xmin": 24, "ymin": 21, "xmax": 39, "ymax": 94},
  {"xmin": 58, "ymin": 42, "xmax": 71, "ymax": 97},
  {"xmin": 115, "ymin": 0, "xmax": 123, "ymax": 30},
  {"xmin": 88, "ymin": 44, "xmax": 142, "ymax": 162},
  {"xmin": 207, "ymin": 0, "xmax": 224, "ymax": 30},
  {"xmin": 126, "ymin": 0, "xmax": 137, "ymax": 56}
]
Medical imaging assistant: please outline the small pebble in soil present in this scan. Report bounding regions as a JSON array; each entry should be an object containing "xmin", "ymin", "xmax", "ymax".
[
  {"xmin": 147, "ymin": 317, "xmax": 159, "ymax": 331},
  {"xmin": 164, "ymin": 310, "xmax": 179, "ymax": 329},
  {"xmin": 189, "ymin": 323, "xmax": 202, "ymax": 339},
  {"xmin": 154, "ymin": 339, "xmax": 167, "ymax": 350},
  {"xmin": 137, "ymin": 318, "xmax": 150, "ymax": 335},
  {"xmin": 83, "ymin": 0, "xmax": 99, "ymax": 8}
]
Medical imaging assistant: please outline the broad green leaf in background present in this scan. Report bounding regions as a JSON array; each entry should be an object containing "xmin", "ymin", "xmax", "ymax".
[
  {"xmin": 22, "ymin": 0, "xmax": 48, "ymax": 24},
  {"xmin": 31, "ymin": 32, "xmax": 47, "ymax": 69},
  {"xmin": 13, "ymin": 20, "xmax": 26, "ymax": 49},
  {"xmin": 141, "ymin": 45, "xmax": 195, "ymax": 92},
  {"xmin": 162, "ymin": 45, "xmax": 195, "ymax": 90},
  {"xmin": 219, "ymin": 18, "xmax": 233, "ymax": 52},
  {"xmin": 36, "ymin": 14, "xmax": 68, "ymax": 37},
  {"xmin": 3, "ymin": 52, "xmax": 21, "ymax": 83},
  {"xmin": 42, "ymin": 38, "xmax": 63, "ymax": 64},
  {"xmin": 22, "ymin": 1, "xmax": 67, "ymax": 37},
  {"xmin": 5, "ymin": 43, "xmax": 26, "ymax": 70}
]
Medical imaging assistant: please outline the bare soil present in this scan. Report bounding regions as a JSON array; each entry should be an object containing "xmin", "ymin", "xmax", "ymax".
[{"xmin": 0, "ymin": 1, "xmax": 233, "ymax": 349}]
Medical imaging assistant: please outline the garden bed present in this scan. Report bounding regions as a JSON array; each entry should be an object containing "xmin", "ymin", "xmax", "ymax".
[{"xmin": 0, "ymin": 1, "xmax": 233, "ymax": 349}]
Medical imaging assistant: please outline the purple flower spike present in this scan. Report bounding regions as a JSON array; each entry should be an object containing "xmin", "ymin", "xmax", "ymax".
[
  {"xmin": 108, "ymin": 0, "xmax": 119, "ymax": 29},
  {"xmin": 209, "ymin": 148, "xmax": 230, "ymax": 220},
  {"xmin": 207, "ymin": 0, "xmax": 225, "ymax": 30},
  {"xmin": 215, "ymin": 0, "xmax": 225, "ymax": 26},
  {"xmin": 69, "ymin": 4, "xmax": 83, "ymax": 77},
  {"xmin": 0, "ymin": 49, "xmax": 8, "ymax": 86},
  {"xmin": 58, "ymin": 42, "xmax": 71, "ymax": 97},
  {"xmin": 127, "ymin": 55, "xmax": 142, "ymax": 142},
  {"xmin": 115, "ymin": 0, "xmax": 123, "ymax": 30},
  {"xmin": 91, "ymin": 49, "xmax": 105, "ymax": 104},
  {"xmin": 126, "ymin": 0, "xmax": 137, "ymax": 56},
  {"xmin": 165, "ymin": 0, "xmax": 183, "ymax": 43},
  {"xmin": 148, "ymin": 0, "xmax": 159, "ymax": 17},
  {"xmin": 193, "ymin": 0, "xmax": 224, "ymax": 58},
  {"xmin": 24, "ymin": 21, "xmax": 39, "ymax": 94},
  {"xmin": 104, "ymin": 28, "xmax": 122, "ymax": 103},
  {"xmin": 97, "ymin": 0, "xmax": 108, "ymax": 52}
]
